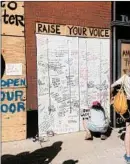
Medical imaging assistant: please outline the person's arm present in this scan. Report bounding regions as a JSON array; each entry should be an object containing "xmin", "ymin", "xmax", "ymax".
[
  {"xmin": 82, "ymin": 119, "xmax": 87, "ymax": 131},
  {"xmin": 110, "ymin": 76, "xmax": 124, "ymax": 102},
  {"xmin": 111, "ymin": 75, "xmax": 124, "ymax": 88},
  {"xmin": 82, "ymin": 110, "xmax": 90, "ymax": 131}
]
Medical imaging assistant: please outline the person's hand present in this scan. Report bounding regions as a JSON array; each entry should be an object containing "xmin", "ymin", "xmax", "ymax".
[
  {"xmin": 110, "ymin": 87, "xmax": 114, "ymax": 98},
  {"xmin": 111, "ymin": 87, "xmax": 114, "ymax": 92},
  {"xmin": 110, "ymin": 87, "xmax": 114, "ymax": 94},
  {"xmin": 110, "ymin": 97, "xmax": 114, "ymax": 104}
]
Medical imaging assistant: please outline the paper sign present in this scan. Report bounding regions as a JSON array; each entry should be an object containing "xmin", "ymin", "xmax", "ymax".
[
  {"xmin": 121, "ymin": 43, "xmax": 130, "ymax": 75},
  {"xmin": 6, "ymin": 63, "xmax": 22, "ymax": 76}
]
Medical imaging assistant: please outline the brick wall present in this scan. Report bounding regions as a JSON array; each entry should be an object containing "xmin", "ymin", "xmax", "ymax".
[{"xmin": 24, "ymin": 2, "xmax": 111, "ymax": 110}]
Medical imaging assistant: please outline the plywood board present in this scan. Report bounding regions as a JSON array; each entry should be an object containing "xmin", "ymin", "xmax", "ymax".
[
  {"xmin": 2, "ymin": 125, "xmax": 26, "ymax": 142},
  {"xmin": 1, "ymin": 36, "xmax": 26, "ymax": 82},
  {"xmin": 36, "ymin": 35, "xmax": 80, "ymax": 136},
  {"xmin": 36, "ymin": 34, "xmax": 110, "ymax": 136},
  {"xmin": 1, "ymin": 87, "xmax": 26, "ymax": 142},
  {"xmin": 1, "ymin": 78, "xmax": 26, "ymax": 89},
  {"xmin": 1, "ymin": 1, "xmax": 26, "ymax": 142},
  {"xmin": 1, "ymin": 1, "xmax": 24, "ymax": 36},
  {"xmin": 2, "ymin": 111, "xmax": 26, "ymax": 127},
  {"xmin": 36, "ymin": 22, "xmax": 110, "ymax": 38},
  {"xmin": 1, "ymin": 87, "xmax": 26, "ymax": 108},
  {"xmin": 121, "ymin": 43, "xmax": 130, "ymax": 75},
  {"xmin": 2, "ymin": 36, "xmax": 25, "ymax": 63}
]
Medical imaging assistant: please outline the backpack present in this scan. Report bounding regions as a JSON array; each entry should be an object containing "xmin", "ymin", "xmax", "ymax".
[{"xmin": 113, "ymin": 75, "xmax": 128, "ymax": 118}]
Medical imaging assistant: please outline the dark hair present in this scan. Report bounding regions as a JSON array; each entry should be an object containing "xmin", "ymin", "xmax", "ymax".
[
  {"xmin": 92, "ymin": 104, "xmax": 101, "ymax": 109},
  {"xmin": 92, "ymin": 105, "xmax": 105, "ymax": 115}
]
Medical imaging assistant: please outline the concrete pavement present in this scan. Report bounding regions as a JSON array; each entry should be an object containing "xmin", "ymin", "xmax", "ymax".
[{"xmin": 2, "ymin": 129, "xmax": 126, "ymax": 164}]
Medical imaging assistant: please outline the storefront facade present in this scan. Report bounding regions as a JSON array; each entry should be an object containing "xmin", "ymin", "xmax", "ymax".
[
  {"xmin": 25, "ymin": 2, "xmax": 111, "ymax": 138},
  {"xmin": 1, "ymin": 2, "xmax": 111, "ymax": 141},
  {"xmin": 111, "ymin": 2, "xmax": 130, "ymax": 127}
]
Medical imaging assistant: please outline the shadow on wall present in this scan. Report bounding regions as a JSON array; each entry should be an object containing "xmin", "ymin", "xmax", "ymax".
[
  {"xmin": 2, "ymin": 141, "xmax": 63, "ymax": 164},
  {"xmin": 1, "ymin": 54, "xmax": 5, "ymax": 78},
  {"xmin": 27, "ymin": 110, "xmax": 38, "ymax": 139}
]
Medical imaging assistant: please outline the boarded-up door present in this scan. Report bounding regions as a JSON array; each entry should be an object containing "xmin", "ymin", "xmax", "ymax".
[{"xmin": 36, "ymin": 34, "xmax": 110, "ymax": 137}]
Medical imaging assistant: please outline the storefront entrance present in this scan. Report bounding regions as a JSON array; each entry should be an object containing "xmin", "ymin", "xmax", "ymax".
[{"xmin": 111, "ymin": 1, "xmax": 130, "ymax": 127}]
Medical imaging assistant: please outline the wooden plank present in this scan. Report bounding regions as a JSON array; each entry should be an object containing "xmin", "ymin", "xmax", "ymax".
[
  {"xmin": 1, "ymin": 87, "xmax": 26, "ymax": 142},
  {"xmin": 36, "ymin": 22, "xmax": 110, "ymax": 38},
  {"xmin": 2, "ymin": 111, "xmax": 26, "ymax": 127},
  {"xmin": 2, "ymin": 125, "xmax": 26, "ymax": 142},
  {"xmin": 121, "ymin": 43, "xmax": 130, "ymax": 75},
  {"xmin": 1, "ymin": 36, "xmax": 26, "ymax": 83},
  {"xmin": 1, "ymin": 87, "xmax": 26, "ymax": 111},
  {"xmin": 2, "ymin": 36, "xmax": 25, "ymax": 63},
  {"xmin": 1, "ymin": 78, "xmax": 26, "ymax": 89},
  {"xmin": 1, "ymin": 1, "xmax": 24, "ymax": 36}
]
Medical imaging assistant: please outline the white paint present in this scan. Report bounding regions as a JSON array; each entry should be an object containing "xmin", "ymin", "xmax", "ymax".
[
  {"xmin": 36, "ymin": 34, "xmax": 110, "ymax": 137},
  {"xmin": 6, "ymin": 63, "xmax": 22, "ymax": 75},
  {"xmin": 79, "ymin": 38, "xmax": 110, "ymax": 130},
  {"xmin": 120, "ymin": 15, "xmax": 130, "ymax": 23}
]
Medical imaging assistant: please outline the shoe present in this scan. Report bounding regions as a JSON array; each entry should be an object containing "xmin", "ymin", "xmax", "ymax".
[
  {"xmin": 100, "ymin": 134, "xmax": 107, "ymax": 140},
  {"xmin": 85, "ymin": 136, "xmax": 93, "ymax": 140},
  {"xmin": 85, "ymin": 132, "xmax": 93, "ymax": 140},
  {"xmin": 124, "ymin": 154, "xmax": 130, "ymax": 163}
]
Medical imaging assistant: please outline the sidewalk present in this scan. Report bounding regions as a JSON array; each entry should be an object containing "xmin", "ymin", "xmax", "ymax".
[{"xmin": 2, "ymin": 129, "xmax": 126, "ymax": 164}]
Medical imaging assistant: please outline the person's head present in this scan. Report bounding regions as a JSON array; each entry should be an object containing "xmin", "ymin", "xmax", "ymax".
[
  {"xmin": 127, "ymin": 69, "xmax": 130, "ymax": 76},
  {"xmin": 91, "ymin": 101, "xmax": 101, "ymax": 109},
  {"xmin": 123, "ymin": 69, "xmax": 130, "ymax": 76}
]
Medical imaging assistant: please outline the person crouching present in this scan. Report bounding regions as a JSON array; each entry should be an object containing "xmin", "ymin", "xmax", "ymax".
[{"xmin": 82, "ymin": 101, "xmax": 109, "ymax": 140}]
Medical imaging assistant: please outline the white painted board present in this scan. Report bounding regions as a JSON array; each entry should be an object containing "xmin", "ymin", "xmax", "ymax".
[
  {"xmin": 36, "ymin": 34, "xmax": 110, "ymax": 137},
  {"xmin": 36, "ymin": 34, "xmax": 79, "ymax": 136}
]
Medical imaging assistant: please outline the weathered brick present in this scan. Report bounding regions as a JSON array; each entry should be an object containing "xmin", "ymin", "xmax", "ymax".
[{"xmin": 24, "ymin": 2, "xmax": 111, "ymax": 110}]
